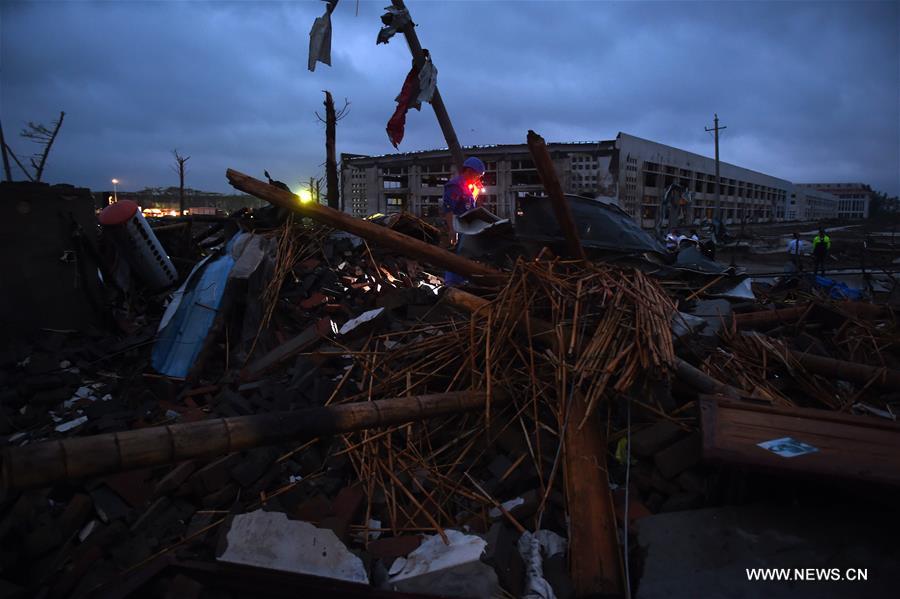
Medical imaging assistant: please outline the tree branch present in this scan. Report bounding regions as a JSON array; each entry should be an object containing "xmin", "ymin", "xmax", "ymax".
[
  {"xmin": 30, "ymin": 111, "xmax": 65, "ymax": 182},
  {"xmin": 5, "ymin": 143, "xmax": 35, "ymax": 182}
]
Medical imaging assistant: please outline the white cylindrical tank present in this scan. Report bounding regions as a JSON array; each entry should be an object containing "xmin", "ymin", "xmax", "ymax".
[{"xmin": 98, "ymin": 200, "xmax": 178, "ymax": 290}]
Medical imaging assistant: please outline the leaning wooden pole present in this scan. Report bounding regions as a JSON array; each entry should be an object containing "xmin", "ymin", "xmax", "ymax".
[
  {"xmin": 1, "ymin": 391, "xmax": 489, "ymax": 490},
  {"xmin": 390, "ymin": 0, "xmax": 465, "ymax": 173},
  {"xmin": 227, "ymin": 169, "xmax": 504, "ymax": 282},
  {"xmin": 526, "ymin": 130, "xmax": 587, "ymax": 260}
]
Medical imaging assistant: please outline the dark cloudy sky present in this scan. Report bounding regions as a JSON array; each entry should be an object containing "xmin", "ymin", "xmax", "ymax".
[{"xmin": 2, "ymin": 0, "xmax": 898, "ymax": 196}]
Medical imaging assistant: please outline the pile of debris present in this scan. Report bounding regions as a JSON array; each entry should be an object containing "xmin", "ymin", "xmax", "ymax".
[{"xmin": 1, "ymin": 173, "xmax": 899, "ymax": 599}]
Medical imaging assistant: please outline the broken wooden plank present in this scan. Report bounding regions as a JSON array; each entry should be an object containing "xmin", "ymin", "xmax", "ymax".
[
  {"xmin": 241, "ymin": 318, "xmax": 333, "ymax": 382},
  {"xmin": 526, "ymin": 130, "xmax": 587, "ymax": 260},
  {"xmin": 700, "ymin": 396, "xmax": 900, "ymax": 485},
  {"xmin": 226, "ymin": 169, "xmax": 504, "ymax": 283},
  {"xmin": 2, "ymin": 391, "xmax": 494, "ymax": 490}
]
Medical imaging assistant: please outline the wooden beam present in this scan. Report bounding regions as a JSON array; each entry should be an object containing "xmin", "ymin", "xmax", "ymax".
[
  {"xmin": 700, "ymin": 396, "xmax": 900, "ymax": 485},
  {"xmin": 226, "ymin": 169, "xmax": 504, "ymax": 283},
  {"xmin": 788, "ymin": 351, "xmax": 900, "ymax": 389},
  {"xmin": 441, "ymin": 287, "xmax": 490, "ymax": 314},
  {"xmin": 526, "ymin": 130, "xmax": 586, "ymax": 260},
  {"xmin": 564, "ymin": 394, "xmax": 624, "ymax": 596},
  {"xmin": 241, "ymin": 318, "xmax": 333, "ymax": 382},
  {"xmin": 1, "ymin": 391, "xmax": 491, "ymax": 490}
]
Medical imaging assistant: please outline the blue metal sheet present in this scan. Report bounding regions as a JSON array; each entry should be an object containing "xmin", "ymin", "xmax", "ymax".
[{"xmin": 151, "ymin": 233, "xmax": 244, "ymax": 378}]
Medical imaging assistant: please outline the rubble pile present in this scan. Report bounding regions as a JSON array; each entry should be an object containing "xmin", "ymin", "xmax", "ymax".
[{"xmin": 1, "ymin": 188, "xmax": 899, "ymax": 598}]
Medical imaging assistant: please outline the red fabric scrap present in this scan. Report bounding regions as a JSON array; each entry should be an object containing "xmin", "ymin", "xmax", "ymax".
[{"xmin": 386, "ymin": 65, "xmax": 420, "ymax": 148}]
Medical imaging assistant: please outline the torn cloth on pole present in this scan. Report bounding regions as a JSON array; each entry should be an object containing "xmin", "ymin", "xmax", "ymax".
[
  {"xmin": 377, "ymin": 5, "xmax": 411, "ymax": 45},
  {"xmin": 308, "ymin": 6, "xmax": 333, "ymax": 71},
  {"xmin": 386, "ymin": 65, "xmax": 420, "ymax": 148},
  {"xmin": 386, "ymin": 55, "xmax": 437, "ymax": 148},
  {"xmin": 416, "ymin": 57, "xmax": 437, "ymax": 105}
]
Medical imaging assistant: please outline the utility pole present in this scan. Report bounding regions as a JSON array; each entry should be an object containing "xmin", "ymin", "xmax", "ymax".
[{"xmin": 705, "ymin": 114, "xmax": 726, "ymax": 223}]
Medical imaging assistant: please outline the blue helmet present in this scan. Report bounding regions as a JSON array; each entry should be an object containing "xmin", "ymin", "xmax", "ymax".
[{"xmin": 462, "ymin": 156, "xmax": 486, "ymax": 176}]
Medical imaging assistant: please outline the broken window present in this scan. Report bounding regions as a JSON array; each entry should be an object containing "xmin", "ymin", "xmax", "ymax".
[
  {"xmin": 511, "ymin": 170, "xmax": 541, "ymax": 186},
  {"xmin": 644, "ymin": 172, "xmax": 657, "ymax": 187}
]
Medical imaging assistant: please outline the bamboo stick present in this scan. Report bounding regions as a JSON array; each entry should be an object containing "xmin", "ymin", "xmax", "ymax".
[{"xmin": 1, "ymin": 391, "xmax": 494, "ymax": 490}]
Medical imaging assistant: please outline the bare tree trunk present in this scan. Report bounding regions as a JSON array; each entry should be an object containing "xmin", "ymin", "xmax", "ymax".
[
  {"xmin": 324, "ymin": 91, "xmax": 339, "ymax": 210},
  {"xmin": 173, "ymin": 149, "xmax": 191, "ymax": 215},
  {"xmin": 33, "ymin": 111, "xmax": 64, "ymax": 182},
  {"xmin": 0, "ymin": 120, "xmax": 11, "ymax": 182}
]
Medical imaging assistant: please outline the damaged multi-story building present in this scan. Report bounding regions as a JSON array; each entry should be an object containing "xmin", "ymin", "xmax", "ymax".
[{"xmin": 340, "ymin": 132, "xmax": 795, "ymax": 228}]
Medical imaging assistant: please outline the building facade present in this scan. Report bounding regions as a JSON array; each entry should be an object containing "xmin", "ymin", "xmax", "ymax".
[
  {"xmin": 341, "ymin": 140, "xmax": 617, "ymax": 221},
  {"xmin": 615, "ymin": 133, "xmax": 791, "ymax": 228},
  {"xmin": 786, "ymin": 187, "xmax": 839, "ymax": 221},
  {"xmin": 795, "ymin": 183, "xmax": 872, "ymax": 219},
  {"xmin": 340, "ymin": 133, "xmax": 794, "ymax": 228}
]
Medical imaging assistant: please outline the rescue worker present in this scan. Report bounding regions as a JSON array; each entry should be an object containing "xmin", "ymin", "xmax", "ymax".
[
  {"xmin": 441, "ymin": 156, "xmax": 486, "ymax": 285},
  {"xmin": 787, "ymin": 231, "xmax": 803, "ymax": 271},
  {"xmin": 812, "ymin": 227, "xmax": 831, "ymax": 276}
]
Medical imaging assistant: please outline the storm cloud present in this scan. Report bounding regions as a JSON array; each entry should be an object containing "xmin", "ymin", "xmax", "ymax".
[{"xmin": 2, "ymin": 0, "xmax": 897, "ymax": 195}]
